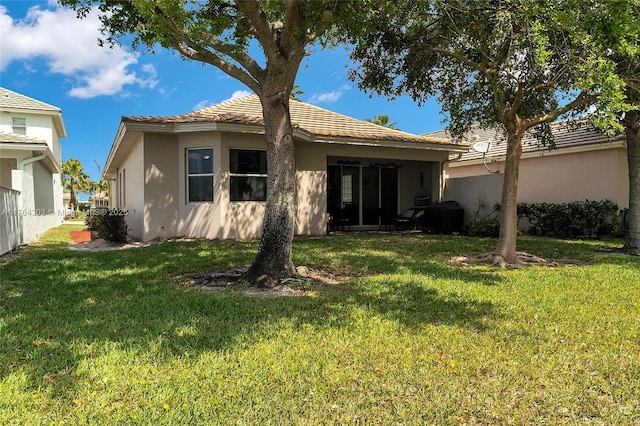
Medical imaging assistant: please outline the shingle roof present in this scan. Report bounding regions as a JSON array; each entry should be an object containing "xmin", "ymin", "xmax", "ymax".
[
  {"xmin": 425, "ymin": 121, "xmax": 623, "ymax": 161},
  {"xmin": 124, "ymin": 95, "xmax": 460, "ymax": 146},
  {"xmin": 0, "ymin": 87, "xmax": 61, "ymax": 112},
  {"xmin": 0, "ymin": 131, "xmax": 47, "ymax": 145}
]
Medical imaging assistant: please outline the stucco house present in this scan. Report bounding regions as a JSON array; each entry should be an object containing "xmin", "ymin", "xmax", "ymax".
[
  {"xmin": 429, "ymin": 121, "xmax": 628, "ymax": 223},
  {"xmin": 103, "ymin": 95, "xmax": 467, "ymax": 241},
  {"xmin": 0, "ymin": 87, "xmax": 66, "ymax": 255}
]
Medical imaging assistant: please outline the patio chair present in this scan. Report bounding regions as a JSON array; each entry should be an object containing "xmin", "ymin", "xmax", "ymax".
[{"xmin": 395, "ymin": 207, "xmax": 425, "ymax": 230}]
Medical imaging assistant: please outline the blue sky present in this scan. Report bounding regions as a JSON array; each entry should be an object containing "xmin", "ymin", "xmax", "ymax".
[{"xmin": 1, "ymin": 0, "xmax": 446, "ymax": 189}]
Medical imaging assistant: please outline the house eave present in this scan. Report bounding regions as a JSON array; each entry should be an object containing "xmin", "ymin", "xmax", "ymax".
[
  {"xmin": 0, "ymin": 142, "xmax": 62, "ymax": 173},
  {"xmin": 305, "ymin": 134, "xmax": 469, "ymax": 152},
  {"xmin": 448, "ymin": 139, "xmax": 627, "ymax": 168}
]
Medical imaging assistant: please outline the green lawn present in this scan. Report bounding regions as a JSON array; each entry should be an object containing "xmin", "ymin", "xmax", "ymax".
[{"xmin": 1, "ymin": 224, "xmax": 639, "ymax": 424}]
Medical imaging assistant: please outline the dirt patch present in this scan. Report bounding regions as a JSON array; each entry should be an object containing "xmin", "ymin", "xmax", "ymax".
[
  {"xmin": 181, "ymin": 265, "xmax": 351, "ymax": 297},
  {"xmin": 69, "ymin": 230, "xmax": 95, "ymax": 243},
  {"xmin": 0, "ymin": 248, "xmax": 24, "ymax": 264}
]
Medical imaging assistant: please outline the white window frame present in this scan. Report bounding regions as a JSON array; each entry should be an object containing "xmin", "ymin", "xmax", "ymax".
[
  {"xmin": 186, "ymin": 147, "xmax": 214, "ymax": 203},
  {"xmin": 12, "ymin": 117, "xmax": 26, "ymax": 135}
]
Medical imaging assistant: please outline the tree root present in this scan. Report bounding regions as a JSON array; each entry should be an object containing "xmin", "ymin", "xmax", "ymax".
[{"xmin": 450, "ymin": 252, "xmax": 589, "ymax": 268}]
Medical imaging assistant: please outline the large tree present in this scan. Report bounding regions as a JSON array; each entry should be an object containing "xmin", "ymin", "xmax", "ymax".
[
  {"xmin": 347, "ymin": 0, "xmax": 630, "ymax": 265},
  {"xmin": 62, "ymin": 158, "xmax": 89, "ymax": 212},
  {"xmin": 575, "ymin": 1, "xmax": 640, "ymax": 254},
  {"xmin": 60, "ymin": 0, "xmax": 357, "ymax": 285},
  {"xmin": 623, "ymin": 104, "xmax": 640, "ymax": 254}
]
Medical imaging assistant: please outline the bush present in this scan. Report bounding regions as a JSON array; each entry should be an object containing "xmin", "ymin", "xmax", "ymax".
[
  {"xmin": 466, "ymin": 200, "xmax": 501, "ymax": 237},
  {"xmin": 85, "ymin": 209, "xmax": 129, "ymax": 243},
  {"xmin": 517, "ymin": 200, "xmax": 618, "ymax": 238}
]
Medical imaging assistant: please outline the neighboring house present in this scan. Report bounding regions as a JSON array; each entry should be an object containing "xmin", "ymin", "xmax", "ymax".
[
  {"xmin": 103, "ymin": 95, "xmax": 467, "ymax": 241},
  {"xmin": 89, "ymin": 191, "xmax": 109, "ymax": 208},
  {"xmin": 427, "ymin": 121, "xmax": 628, "ymax": 223},
  {"xmin": 0, "ymin": 87, "xmax": 66, "ymax": 255}
]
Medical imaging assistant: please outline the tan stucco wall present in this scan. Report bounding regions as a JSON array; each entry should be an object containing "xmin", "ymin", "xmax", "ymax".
[
  {"xmin": 120, "ymin": 128, "xmax": 452, "ymax": 241},
  {"xmin": 143, "ymin": 133, "xmax": 179, "ymax": 240},
  {"xmin": 175, "ymin": 132, "xmax": 223, "ymax": 239},
  {"xmin": 446, "ymin": 146, "xmax": 630, "ymax": 209},
  {"xmin": 119, "ymin": 135, "xmax": 145, "ymax": 239},
  {"xmin": 220, "ymin": 133, "xmax": 266, "ymax": 239}
]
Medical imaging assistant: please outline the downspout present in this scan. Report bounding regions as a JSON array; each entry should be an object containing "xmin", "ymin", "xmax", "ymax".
[
  {"xmin": 19, "ymin": 152, "xmax": 47, "ymax": 170},
  {"xmin": 440, "ymin": 153, "xmax": 463, "ymax": 202}
]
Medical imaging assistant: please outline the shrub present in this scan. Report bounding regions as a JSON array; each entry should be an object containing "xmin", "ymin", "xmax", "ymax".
[
  {"xmin": 467, "ymin": 200, "xmax": 501, "ymax": 237},
  {"xmin": 85, "ymin": 209, "xmax": 129, "ymax": 243},
  {"xmin": 517, "ymin": 200, "xmax": 618, "ymax": 238}
]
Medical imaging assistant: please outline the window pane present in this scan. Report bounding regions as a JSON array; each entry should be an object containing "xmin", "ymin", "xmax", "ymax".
[
  {"xmin": 230, "ymin": 176, "xmax": 267, "ymax": 201},
  {"xmin": 188, "ymin": 148, "xmax": 213, "ymax": 174},
  {"xmin": 230, "ymin": 149, "xmax": 267, "ymax": 174},
  {"xmin": 188, "ymin": 176, "xmax": 214, "ymax": 202},
  {"xmin": 12, "ymin": 117, "xmax": 26, "ymax": 135}
]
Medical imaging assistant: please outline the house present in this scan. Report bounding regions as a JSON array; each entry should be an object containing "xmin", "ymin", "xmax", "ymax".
[
  {"xmin": 89, "ymin": 191, "xmax": 109, "ymax": 208},
  {"xmin": 0, "ymin": 87, "xmax": 66, "ymax": 255},
  {"xmin": 102, "ymin": 95, "xmax": 467, "ymax": 241},
  {"xmin": 427, "ymin": 122, "xmax": 628, "ymax": 223}
]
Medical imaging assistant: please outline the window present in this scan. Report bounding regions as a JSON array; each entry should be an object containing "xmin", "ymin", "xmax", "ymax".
[
  {"xmin": 12, "ymin": 117, "xmax": 26, "ymax": 135},
  {"xmin": 229, "ymin": 149, "xmax": 267, "ymax": 201},
  {"xmin": 187, "ymin": 148, "xmax": 214, "ymax": 202}
]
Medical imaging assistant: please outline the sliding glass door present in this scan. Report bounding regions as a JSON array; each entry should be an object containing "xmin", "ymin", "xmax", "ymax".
[{"xmin": 328, "ymin": 164, "xmax": 398, "ymax": 227}]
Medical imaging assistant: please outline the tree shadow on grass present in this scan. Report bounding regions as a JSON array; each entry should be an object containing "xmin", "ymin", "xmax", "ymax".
[{"xmin": 0, "ymin": 233, "xmax": 502, "ymax": 410}]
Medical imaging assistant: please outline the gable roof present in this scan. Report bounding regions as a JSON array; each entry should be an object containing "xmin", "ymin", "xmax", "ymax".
[
  {"xmin": 0, "ymin": 87, "xmax": 61, "ymax": 112},
  {"xmin": 425, "ymin": 121, "xmax": 625, "ymax": 163},
  {"xmin": 0, "ymin": 87, "xmax": 67, "ymax": 137},
  {"xmin": 123, "ymin": 95, "xmax": 463, "ymax": 147}
]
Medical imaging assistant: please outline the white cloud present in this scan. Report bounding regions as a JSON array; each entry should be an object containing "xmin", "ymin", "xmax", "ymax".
[
  {"xmin": 0, "ymin": 4, "xmax": 158, "ymax": 98},
  {"xmin": 192, "ymin": 90, "xmax": 252, "ymax": 111},
  {"xmin": 222, "ymin": 90, "xmax": 252, "ymax": 103},
  {"xmin": 192, "ymin": 100, "xmax": 214, "ymax": 111},
  {"xmin": 308, "ymin": 85, "xmax": 351, "ymax": 104}
]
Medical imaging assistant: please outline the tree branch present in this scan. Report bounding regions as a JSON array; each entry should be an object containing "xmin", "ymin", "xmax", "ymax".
[
  {"xmin": 525, "ymin": 91, "xmax": 598, "ymax": 128},
  {"xmin": 235, "ymin": 0, "xmax": 278, "ymax": 56},
  {"xmin": 423, "ymin": 46, "xmax": 489, "ymax": 74},
  {"xmin": 153, "ymin": 5, "xmax": 262, "ymax": 92}
]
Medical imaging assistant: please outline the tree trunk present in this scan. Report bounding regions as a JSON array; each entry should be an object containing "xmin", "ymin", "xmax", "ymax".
[
  {"xmin": 70, "ymin": 179, "xmax": 76, "ymax": 212},
  {"xmin": 495, "ymin": 120, "xmax": 525, "ymax": 264},
  {"xmin": 245, "ymin": 92, "xmax": 297, "ymax": 287},
  {"xmin": 623, "ymin": 109, "xmax": 640, "ymax": 255}
]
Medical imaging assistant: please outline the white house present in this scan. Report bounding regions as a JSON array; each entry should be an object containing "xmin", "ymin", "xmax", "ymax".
[{"xmin": 0, "ymin": 87, "xmax": 66, "ymax": 255}]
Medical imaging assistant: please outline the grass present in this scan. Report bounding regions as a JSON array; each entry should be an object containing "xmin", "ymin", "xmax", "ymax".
[{"xmin": 1, "ymin": 224, "xmax": 639, "ymax": 424}]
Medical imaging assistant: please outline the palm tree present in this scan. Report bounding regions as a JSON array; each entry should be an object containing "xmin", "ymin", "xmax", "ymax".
[
  {"xmin": 87, "ymin": 179, "xmax": 109, "ymax": 207},
  {"xmin": 96, "ymin": 179, "xmax": 109, "ymax": 195},
  {"xmin": 290, "ymin": 84, "xmax": 305, "ymax": 101},
  {"xmin": 365, "ymin": 114, "xmax": 398, "ymax": 129},
  {"xmin": 62, "ymin": 158, "xmax": 89, "ymax": 213}
]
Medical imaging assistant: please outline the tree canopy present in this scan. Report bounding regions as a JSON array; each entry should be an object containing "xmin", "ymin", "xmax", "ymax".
[
  {"xmin": 62, "ymin": 158, "xmax": 89, "ymax": 211},
  {"xmin": 59, "ymin": 0, "xmax": 365, "ymax": 285},
  {"xmin": 347, "ymin": 0, "xmax": 634, "ymax": 264},
  {"xmin": 365, "ymin": 114, "xmax": 398, "ymax": 129}
]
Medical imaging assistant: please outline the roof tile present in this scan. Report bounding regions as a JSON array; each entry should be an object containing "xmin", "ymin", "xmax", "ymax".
[
  {"xmin": 124, "ymin": 95, "xmax": 461, "ymax": 146},
  {"xmin": 0, "ymin": 87, "xmax": 61, "ymax": 112},
  {"xmin": 424, "ymin": 121, "xmax": 622, "ymax": 161}
]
